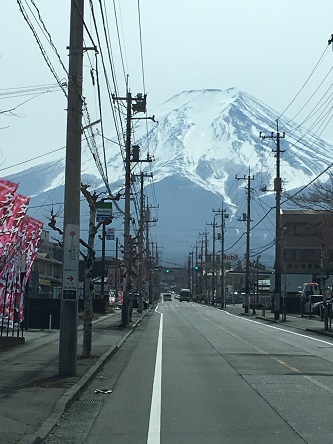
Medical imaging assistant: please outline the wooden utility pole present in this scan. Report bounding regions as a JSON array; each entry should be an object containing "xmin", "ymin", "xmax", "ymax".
[
  {"xmin": 207, "ymin": 218, "xmax": 218, "ymax": 304},
  {"xmin": 112, "ymin": 92, "xmax": 147, "ymax": 326},
  {"xmin": 59, "ymin": 0, "xmax": 84, "ymax": 377},
  {"xmin": 260, "ymin": 123, "xmax": 285, "ymax": 320},
  {"xmin": 136, "ymin": 172, "xmax": 152, "ymax": 312},
  {"xmin": 213, "ymin": 204, "xmax": 229, "ymax": 309},
  {"xmin": 236, "ymin": 170, "xmax": 254, "ymax": 315},
  {"xmin": 203, "ymin": 230, "xmax": 208, "ymax": 302},
  {"xmin": 198, "ymin": 232, "xmax": 205, "ymax": 299}
]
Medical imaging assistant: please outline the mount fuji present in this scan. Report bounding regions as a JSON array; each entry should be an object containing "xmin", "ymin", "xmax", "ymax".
[{"xmin": 5, "ymin": 88, "xmax": 333, "ymax": 267}]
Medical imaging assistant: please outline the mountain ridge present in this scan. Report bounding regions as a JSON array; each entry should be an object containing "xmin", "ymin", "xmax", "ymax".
[{"xmin": 4, "ymin": 87, "xmax": 333, "ymax": 265}]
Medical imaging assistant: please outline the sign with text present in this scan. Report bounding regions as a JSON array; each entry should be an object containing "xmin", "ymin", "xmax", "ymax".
[
  {"xmin": 106, "ymin": 228, "xmax": 115, "ymax": 240},
  {"xmin": 96, "ymin": 202, "xmax": 112, "ymax": 222},
  {"xmin": 62, "ymin": 223, "xmax": 79, "ymax": 299}
]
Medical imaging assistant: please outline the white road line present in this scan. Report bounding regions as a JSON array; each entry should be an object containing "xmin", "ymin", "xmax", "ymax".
[
  {"xmin": 224, "ymin": 310, "xmax": 333, "ymax": 346},
  {"xmin": 147, "ymin": 307, "xmax": 163, "ymax": 444}
]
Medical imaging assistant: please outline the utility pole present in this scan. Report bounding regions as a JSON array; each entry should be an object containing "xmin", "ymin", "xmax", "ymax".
[
  {"xmin": 320, "ymin": 242, "xmax": 329, "ymax": 330},
  {"xmin": 254, "ymin": 255, "xmax": 261, "ymax": 316},
  {"xmin": 204, "ymin": 230, "xmax": 208, "ymax": 302},
  {"xmin": 260, "ymin": 123, "xmax": 285, "ymax": 320},
  {"xmin": 213, "ymin": 204, "xmax": 229, "ymax": 309},
  {"xmin": 59, "ymin": 0, "xmax": 85, "ymax": 377},
  {"xmin": 189, "ymin": 250, "xmax": 194, "ymax": 295},
  {"xmin": 199, "ymin": 232, "xmax": 205, "ymax": 300},
  {"xmin": 112, "ymin": 92, "xmax": 147, "ymax": 326},
  {"xmin": 122, "ymin": 91, "xmax": 133, "ymax": 327},
  {"xmin": 236, "ymin": 170, "xmax": 254, "ymax": 315},
  {"xmin": 187, "ymin": 253, "xmax": 191, "ymax": 289},
  {"xmin": 207, "ymin": 218, "xmax": 218, "ymax": 305},
  {"xmin": 145, "ymin": 203, "xmax": 157, "ymax": 304},
  {"xmin": 114, "ymin": 237, "xmax": 119, "ymax": 300},
  {"xmin": 100, "ymin": 224, "xmax": 106, "ymax": 309},
  {"xmin": 135, "ymin": 172, "xmax": 152, "ymax": 312},
  {"xmin": 192, "ymin": 244, "xmax": 199, "ymax": 299}
]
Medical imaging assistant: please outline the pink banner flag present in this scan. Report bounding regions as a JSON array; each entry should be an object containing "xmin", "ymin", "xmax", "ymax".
[
  {"xmin": 0, "ymin": 195, "xmax": 30, "ymax": 324},
  {"xmin": 0, "ymin": 193, "xmax": 30, "ymax": 258},
  {"xmin": 0, "ymin": 178, "xmax": 18, "ymax": 225},
  {"xmin": 23, "ymin": 216, "xmax": 44, "ymax": 284},
  {"xmin": 0, "ymin": 215, "xmax": 43, "ymax": 325}
]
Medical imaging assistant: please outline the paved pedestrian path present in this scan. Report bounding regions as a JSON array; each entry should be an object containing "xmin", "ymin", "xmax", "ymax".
[{"xmin": 0, "ymin": 308, "xmax": 150, "ymax": 444}]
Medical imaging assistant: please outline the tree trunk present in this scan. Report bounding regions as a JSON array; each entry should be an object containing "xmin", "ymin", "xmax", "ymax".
[
  {"xmin": 81, "ymin": 271, "xmax": 93, "ymax": 357},
  {"xmin": 81, "ymin": 204, "xmax": 97, "ymax": 358}
]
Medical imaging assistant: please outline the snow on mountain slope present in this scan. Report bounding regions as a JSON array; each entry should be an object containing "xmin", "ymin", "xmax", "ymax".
[
  {"xmin": 9, "ymin": 87, "xmax": 332, "ymax": 201},
  {"xmin": 4, "ymin": 88, "xmax": 333, "ymax": 265},
  {"xmin": 132, "ymin": 87, "xmax": 333, "ymax": 208}
]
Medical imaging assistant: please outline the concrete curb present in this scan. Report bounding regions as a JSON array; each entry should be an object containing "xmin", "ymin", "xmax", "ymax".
[
  {"xmin": 18, "ymin": 314, "xmax": 145, "ymax": 444},
  {"xmin": 305, "ymin": 327, "xmax": 333, "ymax": 338}
]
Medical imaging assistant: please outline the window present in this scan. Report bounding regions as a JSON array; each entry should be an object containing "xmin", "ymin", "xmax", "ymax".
[
  {"xmin": 295, "ymin": 223, "xmax": 321, "ymax": 236},
  {"xmin": 285, "ymin": 249, "xmax": 320, "ymax": 261}
]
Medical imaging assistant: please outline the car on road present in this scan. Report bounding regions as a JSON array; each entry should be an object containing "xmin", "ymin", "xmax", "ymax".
[
  {"xmin": 179, "ymin": 288, "xmax": 191, "ymax": 302},
  {"xmin": 163, "ymin": 293, "xmax": 172, "ymax": 301}
]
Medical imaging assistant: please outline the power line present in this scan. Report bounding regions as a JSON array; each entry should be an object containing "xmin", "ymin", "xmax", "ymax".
[{"xmin": 17, "ymin": 0, "xmax": 67, "ymax": 97}]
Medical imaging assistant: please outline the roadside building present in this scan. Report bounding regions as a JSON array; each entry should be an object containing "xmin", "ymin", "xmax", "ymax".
[
  {"xmin": 30, "ymin": 230, "xmax": 63, "ymax": 298},
  {"xmin": 281, "ymin": 209, "xmax": 333, "ymax": 284}
]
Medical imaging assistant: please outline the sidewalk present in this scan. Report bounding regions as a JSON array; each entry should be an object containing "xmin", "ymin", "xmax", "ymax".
[
  {"xmin": 0, "ymin": 308, "xmax": 151, "ymax": 444},
  {"xmin": 224, "ymin": 303, "xmax": 333, "ymax": 337}
]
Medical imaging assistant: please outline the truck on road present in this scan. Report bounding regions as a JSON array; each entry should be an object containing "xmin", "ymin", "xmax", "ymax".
[{"xmin": 179, "ymin": 288, "xmax": 191, "ymax": 302}]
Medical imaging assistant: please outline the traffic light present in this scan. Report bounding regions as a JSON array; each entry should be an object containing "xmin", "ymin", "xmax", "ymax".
[
  {"xmin": 166, "ymin": 269, "xmax": 170, "ymax": 273},
  {"xmin": 195, "ymin": 265, "xmax": 199, "ymax": 270}
]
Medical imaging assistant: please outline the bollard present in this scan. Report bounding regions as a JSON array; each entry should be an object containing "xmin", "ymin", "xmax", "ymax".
[
  {"xmin": 49, "ymin": 315, "xmax": 52, "ymax": 330},
  {"xmin": 262, "ymin": 300, "xmax": 265, "ymax": 316}
]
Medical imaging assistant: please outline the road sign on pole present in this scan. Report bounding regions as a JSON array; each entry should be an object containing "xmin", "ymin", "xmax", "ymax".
[
  {"xmin": 106, "ymin": 228, "xmax": 115, "ymax": 240},
  {"xmin": 96, "ymin": 202, "xmax": 112, "ymax": 222}
]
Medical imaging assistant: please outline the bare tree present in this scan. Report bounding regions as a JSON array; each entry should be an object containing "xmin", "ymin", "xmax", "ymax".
[
  {"xmin": 49, "ymin": 183, "xmax": 121, "ymax": 358},
  {"xmin": 284, "ymin": 172, "xmax": 333, "ymax": 212}
]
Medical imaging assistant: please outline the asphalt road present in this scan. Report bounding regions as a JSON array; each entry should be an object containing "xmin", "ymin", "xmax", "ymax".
[{"xmin": 45, "ymin": 301, "xmax": 333, "ymax": 443}]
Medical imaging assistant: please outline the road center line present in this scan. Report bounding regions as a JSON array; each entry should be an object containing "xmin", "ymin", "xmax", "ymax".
[{"xmin": 147, "ymin": 307, "xmax": 163, "ymax": 444}]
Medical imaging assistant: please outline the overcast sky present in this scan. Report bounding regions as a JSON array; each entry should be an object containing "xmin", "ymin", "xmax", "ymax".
[{"xmin": 1, "ymin": 0, "xmax": 333, "ymax": 174}]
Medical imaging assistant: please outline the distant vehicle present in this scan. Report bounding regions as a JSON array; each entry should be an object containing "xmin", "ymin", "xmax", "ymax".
[
  {"xmin": 304, "ymin": 295, "xmax": 325, "ymax": 316},
  {"xmin": 179, "ymin": 288, "xmax": 191, "ymax": 302},
  {"xmin": 299, "ymin": 282, "xmax": 322, "ymax": 298},
  {"xmin": 163, "ymin": 293, "xmax": 172, "ymax": 301}
]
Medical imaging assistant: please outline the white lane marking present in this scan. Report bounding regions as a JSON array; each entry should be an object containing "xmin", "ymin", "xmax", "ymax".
[
  {"xmin": 203, "ymin": 310, "xmax": 333, "ymax": 392},
  {"xmin": 223, "ymin": 309, "xmax": 333, "ymax": 347},
  {"xmin": 147, "ymin": 307, "xmax": 163, "ymax": 444}
]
